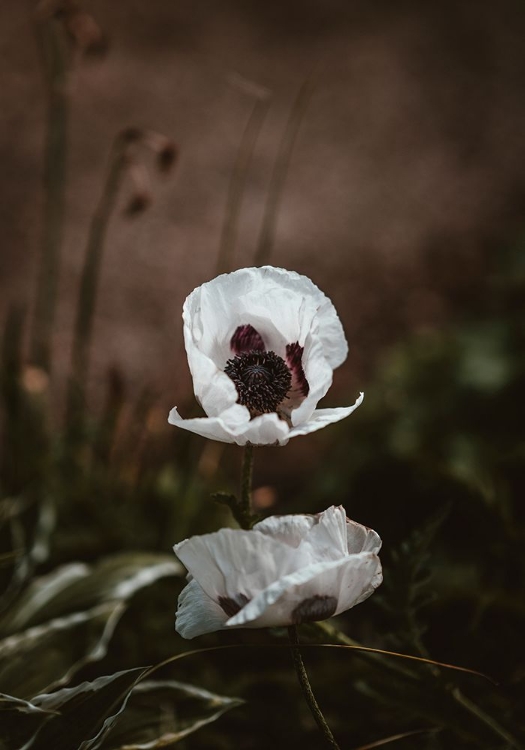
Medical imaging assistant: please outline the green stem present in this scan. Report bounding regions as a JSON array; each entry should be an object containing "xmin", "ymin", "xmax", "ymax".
[
  {"xmin": 238, "ymin": 444, "xmax": 254, "ymax": 529},
  {"xmin": 253, "ymin": 71, "xmax": 316, "ymax": 266},
  {"xmin": 288, "ymin": 625, "xmax": 341, "ymax": 749},
  {"xmin": 31, "ymin": 16, "xmax": 69, "ymax": 372},
  {"xmin": 66, "ymin": 134, "xmax": 129, "ymax": 427}
]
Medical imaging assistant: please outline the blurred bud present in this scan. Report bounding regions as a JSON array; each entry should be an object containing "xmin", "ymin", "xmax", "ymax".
[
  {"xmin": 22, "ymin": 366, "xmax": 49, "ymax": 395},
  {"xmin": 64, "ymin": 8, "xmax": 108, "ymax": 57},
  {"xmin": 125, "ymin": 192, "xmax": 151, "ymax": 216},
  {"xmin": 143, "ymin": 130, "xmax": 179, "ymax": 173},
  {"xmin": 124, "ymin": 162, "xmax": 152, "ymax": 216},
  {"xmin": 157, "ymin": 143, "xmax": 179, "ymax": 173},
  {"xmin": 35, "ymin": 1, "xmax": 107, "ymax": 57}
]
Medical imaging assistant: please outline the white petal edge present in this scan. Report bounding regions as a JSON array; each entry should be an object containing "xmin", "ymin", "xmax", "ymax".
[
  {"xmin": 253, "ymin": 514, "xmax": 317, "ymax": 547},
  {"xmin": 175, "ymin": 579, "xmax": 229, "ymax": 639},
  {"xmin": 168, "ymin": 407, "xmax": 291, "ymax": 446},
  {"xmin": 287, "ymin": 394, "xmax": 364, "ymax": 439},
  {"xmin": 227, "ymin": 552, "xmax": 382, "ymax": 628},
  {"xmin": 346, "ymin": 518, "xmax": 382, "ymax": 555},
  {"xmin": 183, "ymin": 266, "xmax": 348, "ymax": 369},
  {"xmin": 174, "ymin": 528, "xmax": 309, "ymax": 604},
  {"xmin": 169, "ymin": 396, "xmax": 362, "ymax": 446}
]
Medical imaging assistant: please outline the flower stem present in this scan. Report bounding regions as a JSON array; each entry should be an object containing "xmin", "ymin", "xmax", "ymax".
[
  {"xmin": 287, "ymin": 625, "xmax": 341, "ymax": 749},
  {"xmin": 238, "ymin": 443, "xmax": 254, "ymax": 529}
]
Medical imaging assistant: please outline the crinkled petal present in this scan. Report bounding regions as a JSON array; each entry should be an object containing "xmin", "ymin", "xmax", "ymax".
[
  {"xmin": 287, "ymin": 395, "xmax": 364, "ymax": 439},
  {"xmin": 299, "ymin": 505, "xmax": 349, "ymax": 561},
  {"xmin": 168, "ymin": 407, "xmax": 243, "ymax": 444},
  {"xmin": 253, "ymin": 514, "xmax": 316, "ymax": 548},
  {"xmin": 168, "ymin": 406, "xmax": 292, "ymax": 446},
  {"xmin": 346, "ymin": 519, "xmax": 382, "ymax": 555},
  {"xmin": 183, "ymin": 338, "xmax": 239, "ymax": 418},
  {"xmin": 182, "ymin": 267, "xmax": 348, "ymax": 415},
  {"xmin": 255, "ymin": 507, "xmax": 377, "ymax": 559},
  {"xmin": 175, "ymin": 579, "xmax": 229, "ymax": 639},
  {"xmin": 227, "ymin": 552, "xmax": 381, "ymax": 628},
  {"xmin": 174, "ymin": 528, "xmax": 312, "ymax": 604}
]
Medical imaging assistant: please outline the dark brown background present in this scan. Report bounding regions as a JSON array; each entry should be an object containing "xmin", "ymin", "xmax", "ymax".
[{"xmin": 1, "ymin": 0, "xmax": 525, "ymax": 410}]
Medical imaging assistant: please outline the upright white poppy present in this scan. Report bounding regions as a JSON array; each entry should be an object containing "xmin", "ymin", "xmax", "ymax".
[
  {"xmin": 169, "ymin": 266, "xmax": 363, "ymax": 446},
  {"xmin": 174, "ymin": 505, "xmax": 382, "ymax": 639}
]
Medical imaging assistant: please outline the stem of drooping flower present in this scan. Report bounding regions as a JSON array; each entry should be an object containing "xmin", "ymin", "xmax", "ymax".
[
  {"xmin": 287, "ymin": 625, "xmax": 341, "ymax": 750},
  {"xmin": 238, "ymin": 443, "xmax": 254, "ymax": 530}
]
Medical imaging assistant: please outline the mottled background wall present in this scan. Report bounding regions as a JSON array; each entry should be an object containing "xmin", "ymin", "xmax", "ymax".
[{"xmin": 2, "ymin": 0, "xmax": 525, "ymax": 413}]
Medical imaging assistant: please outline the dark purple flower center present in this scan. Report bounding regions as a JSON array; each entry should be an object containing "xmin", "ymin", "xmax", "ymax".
[{"xmin": 224, "ymin": 350, "xmax": 292, "ymax": 416}]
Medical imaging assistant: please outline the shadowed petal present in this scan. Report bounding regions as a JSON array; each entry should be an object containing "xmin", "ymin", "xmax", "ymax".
[
  {"xmin": 346, "ymin": 518, "xmax": 382, "ymax": 555},
  {"xmin": 175, "ymin": 579, "xmax": 229, "ymax": 639},
  {"xmin": 230, "ymin": 324, "xmax": 265, "ymax": 354}
]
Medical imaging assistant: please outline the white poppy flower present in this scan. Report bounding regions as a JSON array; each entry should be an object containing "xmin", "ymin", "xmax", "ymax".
[
  {"xmin": 174, "ymin": 505, "xmax": 382, "ymax": 639},
  {"xmin": 168, "ymin": 266, "xmax": 363, "ymax": 446}
]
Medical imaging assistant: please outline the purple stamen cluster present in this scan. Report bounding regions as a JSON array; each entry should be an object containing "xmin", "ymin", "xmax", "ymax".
[{"xmin": 224, "ymin": 350, "xmax": 292, "ymax": 416}]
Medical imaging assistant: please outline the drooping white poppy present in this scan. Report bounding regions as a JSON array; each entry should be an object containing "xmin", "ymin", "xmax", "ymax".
[
  {"xmin": 174, "ymin": 505, "xmax": 382, "ymax": 639},
  {"xmin": 168, "ymin": 266, "xmax": 363, "ymax": 446}
]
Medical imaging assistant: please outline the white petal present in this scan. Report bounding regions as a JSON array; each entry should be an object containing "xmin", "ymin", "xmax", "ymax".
[
  {"xmin": 227, "ymin": 552, "xmax": 381, "ymax": 628},
  {"xmin": 253, "ymin": 514, "xmax": 316, "ymax": 548},
  {"xmin": 175, "ymin": 579, "xmax": 229, "ymax": 639},
  {"xmin": 168, "ymin": 407, "xmax": 240, "ymax": 444},
  {"xmin": 346, "ymin": 519, "xmax": 382, "ymax": 555},
  {"xmin": 182, "ymin": 266, "xmax": 347, "ymax": 389},
  {"xmin": 299, "ymin": 505, "xmax": 349, "ymax": 561},
  {"xmin": 287, "ymin": 395, "xmax": 364, "ymax": 439},
  {"xmin": 290, "ymin": 336, "xmax": 335, "ymax": 425},
  {"xmin": 174, "ymin": 528, "xmax": 310, "ymax": 604},
  {"xmin": 168, "ymin": 406, "xmax": 293, "ymax": 446}
]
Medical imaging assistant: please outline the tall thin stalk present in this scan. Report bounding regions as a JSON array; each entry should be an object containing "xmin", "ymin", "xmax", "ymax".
[
  {"xmin": 216, "ymin": 96, "xmax": 271, "ymax": 275},
  {"xmin": 66, "ymin": 134, "xmax": 129, "ymax": 427},
  {"xmin": 30, "ymin": 16, "xmax": 70, "ymax": 372},
  {"xmin": 253, "ymin": 71, "xmax": 317, "ymax": 266}
]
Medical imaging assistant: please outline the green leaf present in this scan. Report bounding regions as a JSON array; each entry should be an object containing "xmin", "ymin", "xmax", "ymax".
[
  {"xmin": 0, "ymin": 693, "xmax": 56, "ymax": 750},
  {"xmin": 98, "ymin": 679, "xmax": 244, "ymax": 749},
  {"xmin": 0, "ymin": 552, "xmax": 182, "ymax": 636},
  {"xmin": 0, "ymin": 602, "xmax": 125, "ymax": 699},
  {"xmin": 0, "ymin": 495, "xmax": 55, "ymax": 616},
  {"xmin": 30, "ymin": 667, "xmax": 147, "ymax": 750}
]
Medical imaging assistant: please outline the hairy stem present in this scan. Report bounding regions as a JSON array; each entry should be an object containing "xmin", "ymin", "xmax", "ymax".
[
  {"xmin": 288, "ymin": 625, "xmax": 341, "ymax": 749},
  {"xmin": 238, "ymin": 443, "xmax": 254, "ymax": 529}
]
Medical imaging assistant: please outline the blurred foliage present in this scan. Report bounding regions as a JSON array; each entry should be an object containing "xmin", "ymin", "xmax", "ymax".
[
  {"xmin": 1, "ymin": 236, "xmax": 524, "ymax": 748},
  {"xmin": 0, "ymin": 3, "xmax": 524, "ymax": 747}
]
